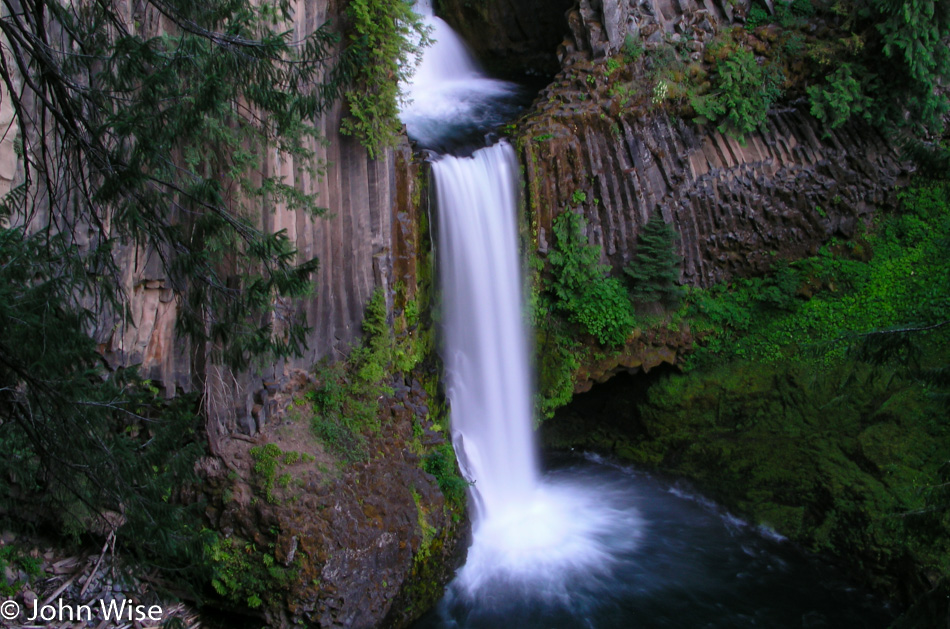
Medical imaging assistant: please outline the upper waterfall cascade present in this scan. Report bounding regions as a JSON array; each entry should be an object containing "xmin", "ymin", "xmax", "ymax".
[{"xmin": 398, "ymin": 6, "xmax": 525, "ymax": 152}]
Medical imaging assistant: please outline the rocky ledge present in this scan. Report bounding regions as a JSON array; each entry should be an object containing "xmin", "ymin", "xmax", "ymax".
[{"xmin": 196, "ymin": 372, "xmax": 467, "ymax": 628}]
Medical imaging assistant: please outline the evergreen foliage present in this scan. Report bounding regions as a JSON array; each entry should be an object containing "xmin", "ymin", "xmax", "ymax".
[
  {"xmin": 806, "ymin": 63, "xmax": 872, "ymax": 129},
  {"xmin": 742, "ymin": 0, "xmax": 950, "ymax": 139},
  {"xmin": 548, "ymin": 211, "xmax": 635, "ymax": 347},
  {"xmin": 341, "ymin": 0, "xmax": 428, "ymax": 157},
  {"xmin": 624, "ymin": 213, "xmax": 685, "ymax": 306},
  {"xmin": 0, "ymin": 0, "xmax": 349, "ymax": 584},
  {"xmin": 0, "ymin": 209, "xmax": 210, "ymax": 575},
  {"xmin": 858, "ymin": 0, "xmax": 950, "ymax": 135}
]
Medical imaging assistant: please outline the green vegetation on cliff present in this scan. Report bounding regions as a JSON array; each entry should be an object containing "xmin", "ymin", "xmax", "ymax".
[
  {"xmin": 548, "ymin": 211, "xmax": 636, "ymax": 347},
  {"xmin": 532, "ymin": 207, "xmax": 686, "ymax": 419},
  {"xmin": 684, "ymin": 182, "xmax": 950, "ymax": 369},
  {"xmin": 545, "ymin": 178, "xmax": 950, "ymax": 613},
  {"xmin": 341, "ymin": 0, "xmax": 429, "ymax": 157},
  {"xmin": 625, "ymin": 213, "xmax": 686, "ymax": 307}
]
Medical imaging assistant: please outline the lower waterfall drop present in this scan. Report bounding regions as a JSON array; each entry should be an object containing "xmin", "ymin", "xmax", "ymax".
[{"xmin": 430, "ymin": 143, "xmax": 643, "ymax": 600}]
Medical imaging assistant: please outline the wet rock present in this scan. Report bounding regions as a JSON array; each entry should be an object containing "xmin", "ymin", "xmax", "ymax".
[{"xmin": 437, "ymin": 0, "xmax": 576, "ymax": 75}]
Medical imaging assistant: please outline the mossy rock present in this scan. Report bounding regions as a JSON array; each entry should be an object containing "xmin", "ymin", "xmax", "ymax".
[{"xmin": 544, "ymin": 357, "xmax": 950, "ymax": 609}]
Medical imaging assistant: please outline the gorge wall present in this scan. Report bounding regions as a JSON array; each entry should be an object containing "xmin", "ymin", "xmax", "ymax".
[
  {"xmin": 515, "ymin": 0, "xmax": 907, "ymax": 289},
  {"xmin": 1, "ymin": 2, "xmax": 461, "ymax": 626},
  {"xmin": 1, "ymin": 0, "xmax": 409, "ymax": 446},
  {"xmin": 518, "ymin": 103, "xmax": 904, "ymax": 287}
]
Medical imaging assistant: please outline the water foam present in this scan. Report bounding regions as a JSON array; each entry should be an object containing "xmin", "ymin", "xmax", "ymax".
[{"xmin": 399, "ymin": 9, "xmax": 521, "ymax": 149}]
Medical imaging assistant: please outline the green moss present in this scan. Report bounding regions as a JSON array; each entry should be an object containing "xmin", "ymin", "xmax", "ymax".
[
  {"xmin": 622, "ymin": 358, "xmax": 949, "ymax": 595},
  {"xmin": 422, "ymin": 443, "xmax": 469, "ymax": 508},
  {"xmin": 208, "ymin": 536, "xmax": 295, "ymax": 612},
  {"xmin": 0, "ymin": 544, "xmax": 42, "ymax": 596},
  {"xmin": 304, "ymin": 289, "xmax": 398, "ymax": 460}
]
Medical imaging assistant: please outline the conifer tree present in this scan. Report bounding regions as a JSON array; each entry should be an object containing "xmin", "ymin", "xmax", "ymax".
[{"xmin": 625, "ymin": 213, "xmax": 685, "ymax": 306}]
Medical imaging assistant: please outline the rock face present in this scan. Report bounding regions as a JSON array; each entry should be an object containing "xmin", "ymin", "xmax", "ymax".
[
  {"xmin": 201, "ymin": 374, "xmax": 467, "ymax": 629},
  {"xmin": 436, "ymin": 0, "xmax": 576, "ymax": 75},
  {"xmin": 1, "ymin": 2, "xmax": 461, "ymax": 626},
  {"xmin": 565, "ymin": 0, "xmax": 749, "ymax": 59},
  {"xmin": 0, "ymin": 0, "xmax": 412, "ymax": 446},
  {"xmin": 518, "ymin": 0, "xmax": 907, "ymax": 288},
  {"xmin": 519, "ymin": 105, "xmax": 905, "ymax": 287}
]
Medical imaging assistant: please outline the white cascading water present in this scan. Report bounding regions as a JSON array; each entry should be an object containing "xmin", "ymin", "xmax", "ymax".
[
  {"xmin": 404, "ymin": 8, "xmax": 643, "ymax": 601},
  {"xmin": 399, "ymin": 1, "xmax": 521, "ymax": 150},
  {"xmin": 433, "ymin": 144, "xmax": 642, "ymax": 599},
  {"xmin": 432, "ymin": 143, "xmax": 538, "ymax": 518}
]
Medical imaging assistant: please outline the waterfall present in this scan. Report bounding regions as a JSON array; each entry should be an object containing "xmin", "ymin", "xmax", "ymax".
[
  {"xmin": 403, "ymin": 0, "xmax": 641, "ymax": 603},
  {"xmin": 432, "ymin": 143, "xmax": 538, "ymax": 520},
  {"xmin": 430, "ymin": 145, "xmax": 641, "ymax": 599},
  {"xmin": 399, "ymin": 9, "xmax": 896, "ymax": 628},
  {"xmin": 399, "ymin": 7, "xmax": 523, "ymax": 153}
]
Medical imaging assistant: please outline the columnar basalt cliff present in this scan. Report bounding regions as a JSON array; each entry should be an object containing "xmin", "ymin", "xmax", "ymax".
[
  {"xmin": 517, "ymin": 0, "xmax": 907, "ymax": 289},
  {"xmin": 0, "ymin": 1, "xmax": 406, "ymax": 444},
  {"xmin": 519, "ymin": 105, "xmax": 904, "ymax": 287}
]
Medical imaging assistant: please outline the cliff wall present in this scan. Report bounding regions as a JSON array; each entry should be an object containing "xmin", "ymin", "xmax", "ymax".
[
  {"xmin": 519, "ymin": 103, "xmax": 904, "ymax": 287},
  {"xmin": 516, "ymin": 0, "xmax": 907, "ymax": 288},
  {"xmin": 0, "ymin": 0, "xmax": 407, "ymax": 445},
  {"xmin": 0, "ymin": 5, "xmax": 464, "ymax": 625}
]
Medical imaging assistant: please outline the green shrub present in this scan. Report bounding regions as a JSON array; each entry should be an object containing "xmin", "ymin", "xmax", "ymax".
[
  {"xmin": 422, "ymin": 444, "xmax": 469, "ymax": 507},
  {"xmin": 209, "ymin": 536, "xmax": 293, "ymax": 611},
  {"xmin": 623, "ymin": 33, "xmax": 644, "ymax": 61},
  {"xmin": 684, "ymin": 180, "xmax": 950, "ymax": 369},
  {"xmin": 0, "ymin": 546, "xmax": 42, "ymax": 596},
  {"xmin": 691, "ymin": 48, "xmax": 783, "ymax": 138},
  {"xmin": 306, "ymin": 289, "xmax": 395, "ymax": 460},
  {"xmin": 548, "ymin": 212, "xmax": 635, "ymax": 347},
  {"xmin": 341, "ymin": 0, "xmax": 428, "ymax": 157},
  {"xmin": 248, "ymin": 444, "xmax": 305, "ymax": 503},
  {"xmin": 807, "ymin": 63, "xmax": 871, "ymax": 129}
]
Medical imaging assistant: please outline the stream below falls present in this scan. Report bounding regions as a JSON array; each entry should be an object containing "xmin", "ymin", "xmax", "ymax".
[{"xmin": 412, "ymin": 452, "xmax": 895, "ymax": 628}]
